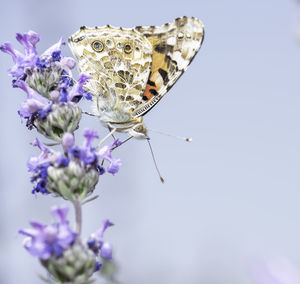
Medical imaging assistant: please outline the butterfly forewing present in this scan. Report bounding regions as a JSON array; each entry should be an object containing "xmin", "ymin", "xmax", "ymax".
[{"xmin": 133, "ymin": 16, "xmax": 204, "ymax": 117}]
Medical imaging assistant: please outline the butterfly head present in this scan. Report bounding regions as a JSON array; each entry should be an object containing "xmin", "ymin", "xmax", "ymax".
[{"xmin": 128, "ymin": 121, "xmax": 149, "ymax": 140}]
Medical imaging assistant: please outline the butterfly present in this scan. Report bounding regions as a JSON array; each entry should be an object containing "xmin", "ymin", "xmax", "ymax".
[{"xmin": 68, "ymin": 16, "xmax": 204, "ymax": 140}]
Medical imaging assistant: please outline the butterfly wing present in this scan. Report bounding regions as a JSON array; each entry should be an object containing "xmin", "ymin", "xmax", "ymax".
[
  {"xmin": 68, "ymin": 26, "xmax": 153, "ymax": 123},
  {"xmin": 133, "ymin": 16, "xmax": 205, "ymax": 117}
]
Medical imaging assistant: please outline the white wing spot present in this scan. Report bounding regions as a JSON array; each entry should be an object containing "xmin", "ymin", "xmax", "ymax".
[
  {"xmin": 167, "ymin": 37, "xmax": 176, "ymax": 45},
  {"xmin": 177, "ymin": 32, "xmax": 184, "ymax": 39}
]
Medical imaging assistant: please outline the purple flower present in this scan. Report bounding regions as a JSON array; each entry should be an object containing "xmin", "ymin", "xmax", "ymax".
[
  {"xmin": 68, "ymin": 129, "xmax": 98, "ymax": 165},
  {"xmin": 97, "ymin": 140, "xmax": 122, "ymax": 175},
  {"xmin": 0, "ymin": 31, "xmax": 39, "ymax": 77},
  {"xmin": 55, "ymin": 155, "xmax": 70, "ymax": 167},
  {"xmin": 62, "ymin": 132, "xmax": 75, "ymax": 149},
  {"xmin": 19, "ymin": 205, "xmax": 75, "ymax": 260},
  {"xmin": 59, "ymin": 56, "xmax": 76, "ymax": 70},
  {"xmin": 14, "ymin": 80, "xmax": 51, "ymax": 119},
  {"xmin": 27, "ymin": 138, "xmax": 51, "ymax": 172},
  {"xmin": 68, "ymin": 73, "xmax": 91, "ymax": 102},
  {"xmin": 101, "ymin": 242, "xmax": 113, "ymax": 259},
  {"xmin": 51, "ymin": 50, "xmax": 61, "ymax": 62},
  {"xmin": 95, "ymin": 261, "xmax": 102, "ymax": 272},
  {"xmin": 35, "ymin": 57, "xmax": 50, "ymax": 70},
  {"xmin": 87, "ymin": 219, "xmax": 113, "ymax": 260},
  {"xmin": 28, "ymin": 138, "xmax": 53, "ymax": 194},
  {"xmin": 83, "ymin": 129, "xmax": 98, "ymax": 148}
]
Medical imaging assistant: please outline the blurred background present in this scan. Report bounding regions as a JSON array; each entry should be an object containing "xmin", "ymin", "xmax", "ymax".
[{"xmin": 1, "ymin": 0, "xmax": 300, "ymax": 283}]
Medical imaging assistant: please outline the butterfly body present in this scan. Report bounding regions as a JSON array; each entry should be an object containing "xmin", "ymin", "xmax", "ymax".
[{"xmin": 68, "ymin": 17, "xmax": 204, "ymax": 139}]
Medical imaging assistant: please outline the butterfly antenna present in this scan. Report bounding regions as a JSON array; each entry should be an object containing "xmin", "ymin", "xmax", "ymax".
[
  {"xmin": 147, "ymin": 139, "xmax": 165, "ymax": 184},
  {"xmin": 148, "ymin": 128, "xmax": 192, "ymax": 142}
]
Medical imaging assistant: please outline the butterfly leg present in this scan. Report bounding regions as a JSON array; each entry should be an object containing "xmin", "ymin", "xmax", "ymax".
[
  {"xmin": 107, "ymin": 126, "xmax": 117, "ymax": 140},
  {"xmin": 97, "ymin": 128, "xmax": 117, "ymax": 148}
]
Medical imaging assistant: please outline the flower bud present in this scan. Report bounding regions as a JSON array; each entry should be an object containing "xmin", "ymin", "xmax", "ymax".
[
  {"xmin": 41, "ymin": 242, "xmax": 97, "ymax": 284},
  {"xmin": 34, "ymin": 102, "xmax": 82, "ymax": 142},
  {"xmin": 47, "ymin": 160, "xmax": 99, "ymax": 200},
  {"xmin": 25, "ymin": 64, "xmax": 63, "ymax": 99},
  {"xmin": 60, "ymin": 57, "xmax": 76, "ymax": 69},
  {"xmin": 50, "ymin": 90, "xmax": 60, "ymax": 102},
  {"xmin": 62, "ymin": 132, "xmax": 75, "ymax": 149}
]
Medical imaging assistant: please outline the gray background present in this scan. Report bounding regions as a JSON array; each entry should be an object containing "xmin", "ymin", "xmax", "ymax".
[{"xmin": 0, "ymin": 0, "xmax": 300, "ymax": 283}]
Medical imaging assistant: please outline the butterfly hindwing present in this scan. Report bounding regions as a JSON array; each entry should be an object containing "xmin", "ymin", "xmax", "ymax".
[{"xmin": 133, "ymin": 16, "xmax": 204, "ymax": 117}]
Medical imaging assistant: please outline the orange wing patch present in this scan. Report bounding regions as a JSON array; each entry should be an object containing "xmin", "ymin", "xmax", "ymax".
[{"xmin": 142, "ymin": 49, "xmax": 169, "ymax": 101}]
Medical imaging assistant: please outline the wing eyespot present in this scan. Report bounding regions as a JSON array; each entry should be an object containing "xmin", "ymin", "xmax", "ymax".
[
  {"xmin": 124, "ymin": 43, "xmax": 132, "ymax": 54},
  {"xmin": 92, "ymin": 40, "xmax": 104, "ymax": 52}
]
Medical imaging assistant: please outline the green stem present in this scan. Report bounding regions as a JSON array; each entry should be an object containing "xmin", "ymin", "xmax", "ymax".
[{"xmin": 73, "ymin": 199, "xmax": 82, "ymax": 235}]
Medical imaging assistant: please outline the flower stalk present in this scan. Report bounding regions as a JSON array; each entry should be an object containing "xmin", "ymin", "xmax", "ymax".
[
  {"xmin": 74, "ymin": 198, "xmax": 82, "ymax": 236},
  {"xmin": 1, "ymin": 30, "xmax": 121, "ymax": 283}
]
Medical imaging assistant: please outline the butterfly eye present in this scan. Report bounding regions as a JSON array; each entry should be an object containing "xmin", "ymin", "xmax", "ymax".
[
  {"xmin": 92, "ymin": 41, "xmax": 104, "ymax": 52},
  {"xmin": 124, "ymin": 43, "xmax": 132, "ymax": 54}
]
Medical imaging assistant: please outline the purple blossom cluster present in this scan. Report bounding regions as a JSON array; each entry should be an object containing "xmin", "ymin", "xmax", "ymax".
[
  {"xmin": 28, "ymin": 129, "xmax": 122, "ymax": 195},
  {"xmin": 2, "ymin": 30, "xmax": 120, "ymax": 282},
  {"xmin": 19, "ymin": 205, "xmax": 76, "ymax": 259},
  {"xmin": 19, "ymin": 205, "xmax": 113, "ymax": 273},
  {"xmin": 0, "ymin": 31, "xmax": 91, "ymax": 129}
]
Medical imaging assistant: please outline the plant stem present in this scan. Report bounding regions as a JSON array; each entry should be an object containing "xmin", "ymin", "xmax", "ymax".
[{"xmin": 73, "ymin": 199, "xmax": 82, "ymax": 235}]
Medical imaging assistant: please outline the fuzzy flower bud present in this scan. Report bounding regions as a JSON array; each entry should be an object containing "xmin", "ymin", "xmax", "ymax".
[
  {"xmin": 62, "ymin": 132, "xmax": 75, "ymax": 149},
  {"xmin": 34, "ymin": 102, "xmax": 82, "ymax": 142},
  {"xmin": 50, "ymin": 90, "xmax": 60, "ymax": 102},
  {"xmin": 47, "ymin": 160, "xmax": 99, "ymax": 200},
  {"xmin": 41, "ymin": 242, "xmax": 97, "ymax": 284},
  {"xmin": 19, "ymin": 205, "xmax": 100, "ymax": 284},
  {"xmin": 27, "ymin": 130, "xmax": 122, "ymax": 200}
]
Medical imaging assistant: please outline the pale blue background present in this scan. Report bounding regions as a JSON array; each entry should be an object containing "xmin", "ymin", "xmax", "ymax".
[{"xmin": 0, "ymin": 0, "xmax": 300, "ymax": 283}]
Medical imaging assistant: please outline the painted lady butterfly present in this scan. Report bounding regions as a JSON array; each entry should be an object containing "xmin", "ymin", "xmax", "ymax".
[{"xmin": 68, "ymin": 16, "xmax": 204, "ymax": 139}]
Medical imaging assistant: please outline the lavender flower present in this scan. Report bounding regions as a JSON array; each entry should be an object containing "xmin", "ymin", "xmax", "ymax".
[
  {"xmin": 69, "ymin": 128, "xmax": 98, "ymax": 165},
  {"xmin": 29, "ymin": 131, "xmax": 122, "ymax": 200},
  {"xmin": 1, "ymin": 31, "xmax": 90, "ymax": 140},
  {"xmin": 42, "ymin": 242, "xmax": 98, "ymax": 283},
  {"xmin": 19, "ymin": 205, "xmax": 75, "ymax": 259},
  {"xmin": 0, "ymin": 31, "xmax": 39, "ymax": 77},
  {"xmin": 15, "ymin": 80, "xmax": 52, "ymax": 123},
  {"xmin": 2, "ymin": 29, "xmax": 122, "ymax": 284},
  {"xmin": 97, "ymin": 140, "xmax": 122, "ymax": 175},
  {"xmin": 28, "ymin": 138, "xmax": 53, "ymax": 194},
  {"xmin": 68, "ymin": 73, "xmax": 92, "ymax": 102},
  {"xmin": 20, "ymin": 205, "xmax": 102, "ymax": 283},
  {"xmin": 88, "ymin": 219, "xmax": 114, "ymax": 260}
]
